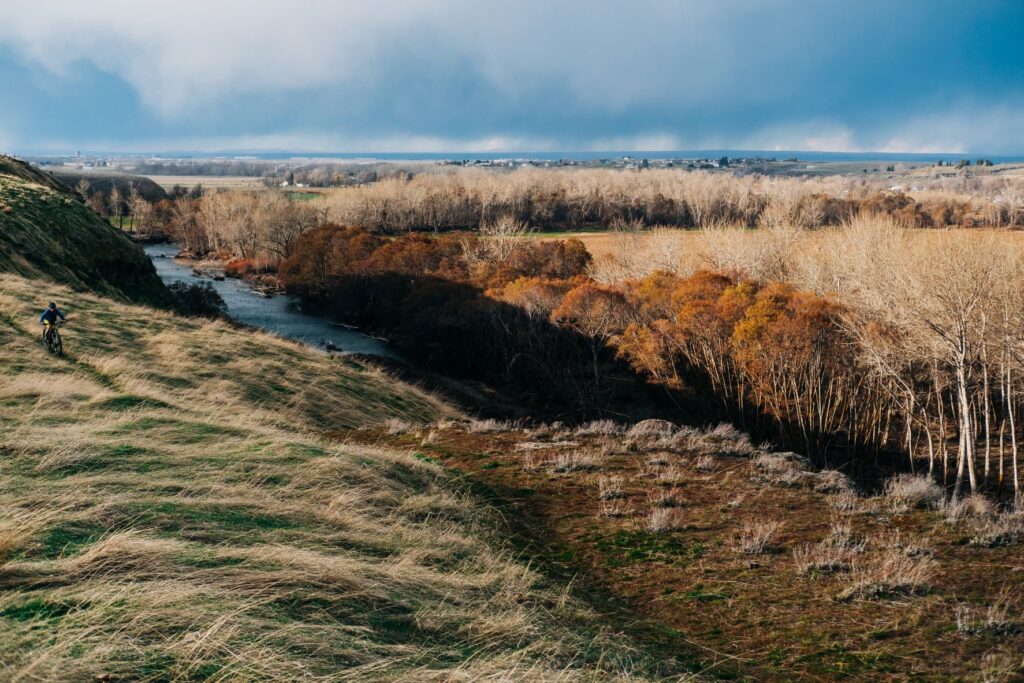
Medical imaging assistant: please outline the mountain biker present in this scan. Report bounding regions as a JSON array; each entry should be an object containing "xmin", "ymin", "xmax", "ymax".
[{"xmin": 39, "ymin": 302, "xmax": 66, "ymax": 341}]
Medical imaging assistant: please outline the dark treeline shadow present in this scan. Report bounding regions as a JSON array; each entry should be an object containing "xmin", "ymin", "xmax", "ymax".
[
  {"xmin": 290, "ymin": 271, "xmax": 673, "ymax": 422},
  {"xmin": 287, "ymin": 268, "xmax": 909, "ymax": 486}
]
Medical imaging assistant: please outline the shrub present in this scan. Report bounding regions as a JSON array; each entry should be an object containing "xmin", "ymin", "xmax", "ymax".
[
  {"xmin": 646, "ymin": 508, "xmax": 685, "ymax": 532},
  {"xmin": 955, "ymin": 594, "xmax": 1020, "ymax": 636},
  {"xmin": 575, "ymin": 419, "xmax": 623, "ymax": 436},
  {"xmin": 752, "ymin": 452, "xmax": 808, "ymax": 487},
  {"xmin": 384, "ymin": 418, "xmax": 415, "ymax": 435},
  {"xmin": 522, "ymin": 453, "xmax": 546, "ymax": 472},
  {"xmin": 943, "ymin": 494, "xmax": 996, "ymax": 524},
  {"xmin": 793, "ymin": 542, "xmax": 852, "ymax": 575},
  {"xmin": 548, "ymin": 451, "xmax": 599, "ymax": 473},
  {"xmin": 830, "ymin": 490, "xmax": 862, "ymax": 513},
  {"xmin": 792, "ymin": 522, "xmax": 863, "ymax": 575},
  {"xmin": 168, "ymin": 282, "xmax": 227, "ymax": 318},
  {"xmin": 968, "ymin": 512, "xmax": 1024, "ymax": 548},
  {"xmin": 736, "ymin": 520, "xmax": 781, "ymax": 555},
  {"xmin": 224, "ymin": 257, "xmax": 276, "ymax": 278},
  {"xmin": 883, "ymin": 474, "xmax": 943, "ymax": 511},
  {"xmin": 649, "ymin": 487, "xmax": 684, "ymax": 508},
  {"xmin": 625, "ymin": 419, "xmax": 677, "ymax": 439},
  {"xmin": 976, "ymin": 652, "xmax": 1023, "ymax": 683},
  {"xmin": 657, "ymin": 466, "xmax": 685, "ymax": 484},
  {"xmin": 598, "ymin": 476, "xmax": 625, "ymax": 500},
  {"xmin": 665, "ymin": 425, "xmax": 756, "ymax": 458},
  {"xmin": 695, "ymin": 455, "xmax": 717, "ymax": 472},
  {"xmin": 813, "ymin": 469, "xmax": 853, "ymax": 494},
  {"xmin": 467, "ymin": 418, "xmax": 517, "ymax": 433},
  {"xmin": 599, "ymin": 498, "xmax": 631, "ymax": 518},
  {"xmin": 839, "ymin": 545, "xmax": 936, "ymax": 599}
]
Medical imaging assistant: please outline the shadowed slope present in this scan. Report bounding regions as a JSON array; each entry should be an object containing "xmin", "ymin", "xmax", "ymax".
[{"xmin": 0, "ymin": 156, "xmax": 172, "ymax": 307}]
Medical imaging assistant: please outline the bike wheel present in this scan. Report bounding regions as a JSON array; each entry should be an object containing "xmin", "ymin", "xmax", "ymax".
[{"xmin": 52, "ymin": 331, "xmax": 63, "ymax": 356}]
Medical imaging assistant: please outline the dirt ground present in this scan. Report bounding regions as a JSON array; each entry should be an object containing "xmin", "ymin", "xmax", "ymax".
[{"xmin": 334, "ymin": 422, "xmax": 1024, "ymax": 682}]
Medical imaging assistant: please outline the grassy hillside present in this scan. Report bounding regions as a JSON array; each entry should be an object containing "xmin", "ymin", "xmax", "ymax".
[
  {"xmin": 0, "ymin": 158, "xmax": 72, "ymax": 193},
  {"xmin": 0, "ymin": 273, "xmax": 670, "ymax": 681},
  {"xmin": 50, "ymin": 169, "xmax": 168, "ymax": 203},
  {"xmin": 0, "ymin": 156, "xmax": 171, "ymax": 307}
]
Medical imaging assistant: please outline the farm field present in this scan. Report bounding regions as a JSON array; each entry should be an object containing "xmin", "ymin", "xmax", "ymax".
[
  {"xmin": 538, "ymin": 226, "xmax": 1024, "ymax": 282},
  {"xmin": 141, "ymin": 175, "xmax": 267, "ymax": 191}
]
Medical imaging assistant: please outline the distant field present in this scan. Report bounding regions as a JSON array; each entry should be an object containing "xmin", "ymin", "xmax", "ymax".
[
  {"xmin": 539, "ymin": 226, "xmax": 1024, "ymax": 278},
  {"xmin": 141, "ymin": 175, "xmax": 267, "ymax": 190},
  {"xmin": 536, "ymin": 227, "xmax": 698, "ymax": 262},
  {"xmin": 537, "ymin": 229, "xmax": 642, "ymax": 259}
]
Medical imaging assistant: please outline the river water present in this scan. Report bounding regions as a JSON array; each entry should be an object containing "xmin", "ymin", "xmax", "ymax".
[{"xmin": 144, "ymin": 243, "xmax": 396, "ymax": 358}]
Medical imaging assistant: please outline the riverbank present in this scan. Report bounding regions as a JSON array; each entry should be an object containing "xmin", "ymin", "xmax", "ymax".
[{"xmin": 145, "ymin": 243, "xmax": 396, "ymax": 357}]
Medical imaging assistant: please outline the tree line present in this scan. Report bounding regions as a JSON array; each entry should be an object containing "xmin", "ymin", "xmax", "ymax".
[
  {"xmin": 90, "ymin": 168, "xmax": 1024, "ymax": 261},
  {"xmin": 312, "ymin": 168, "xmax": 1024, "ymax": 233}
]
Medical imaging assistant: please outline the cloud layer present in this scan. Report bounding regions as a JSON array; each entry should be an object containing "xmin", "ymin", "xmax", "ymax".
[{"xmin": 1, "ymin": 0, "xmax": 1022, "ymax": 153}]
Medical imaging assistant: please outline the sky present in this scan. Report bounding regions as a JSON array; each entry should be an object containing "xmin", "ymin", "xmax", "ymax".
[{"xmin": 0, "ymin": 0, "xmax": 1023, "ymax": 155}]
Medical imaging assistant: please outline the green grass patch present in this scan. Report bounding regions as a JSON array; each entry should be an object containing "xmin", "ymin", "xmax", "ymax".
[
  {"xmin": 413, "ymin": 452, "xmax": 442, "ymax": 465},
  {"xmin": 286, "ymin": 443, "xmax": 328, "ymax": 459},
  {"xmin": 176, "ymin": 549, "xmax": 252, "ymax": 569},
  {"xmin": 166, "ymin": 421, "xmax": 246, "ymax": 445},
  {"xmin": 680, "ymin": 584, "xmax": 730, "ymax": 603},
  {"xmin": 34, "ymin": 521, "xmax": 107, "ymax": 559},
  {"xmin": 796, "ymin": 643, "xmax": 899, "ymax": 676},
  {"xmin": 95, "ymin": 395, "xmax": 173, "ymax": 412},
  {"xmin": 144, "ymin": 373, "xmax": 196, "ymax": 389},
  {"xmin": 132, "ymin": 501, "xmax": 300, "ymax": 534},
  {"xmin": 106, "ymin": 416, "xmax": 176, "ymax": 433},
  {"xmin": 1, "ymin": 598, "xmax": 80, "ymax": 622},
  {"xmin": 594, "ymin": 530, "xmax": 689, "ymax": 567},
  {"xmin": 45, "ymin": 444, "xmax": 167, "ymax": 477}
]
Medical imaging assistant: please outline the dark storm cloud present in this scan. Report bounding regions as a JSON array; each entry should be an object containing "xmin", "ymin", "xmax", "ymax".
[{"xmin": 0, "ymin": 0, "xmax": 1022, "ymax": 153}]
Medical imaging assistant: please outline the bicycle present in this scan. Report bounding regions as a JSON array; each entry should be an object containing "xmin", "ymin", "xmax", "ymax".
[{"xmin": 42, "ymin": 320, "xmax": 64, "ymax": 356}]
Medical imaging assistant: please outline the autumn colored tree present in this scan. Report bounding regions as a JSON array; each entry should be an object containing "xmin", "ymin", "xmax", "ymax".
[
  {"xmin": 279, "ymin": 224, "xmax": 384, "ymax": 298},
  {"xmin": 492, "ymin": 276, "xmax": 580, "ymax": 319},
  {"xmin": 551, "ymin": 283, "xmax": 631, "ymax": 388}
]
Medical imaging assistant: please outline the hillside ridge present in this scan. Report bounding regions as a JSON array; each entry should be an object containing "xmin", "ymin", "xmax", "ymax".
[{"xmin": 0, "ymin": 155, "xmax": 172, "ymax": 307}]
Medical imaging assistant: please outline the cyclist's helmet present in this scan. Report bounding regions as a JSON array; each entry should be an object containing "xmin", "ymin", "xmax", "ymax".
[{"xmin": 48, "ymin": 302, "xmax": 57, "ymax": 310}]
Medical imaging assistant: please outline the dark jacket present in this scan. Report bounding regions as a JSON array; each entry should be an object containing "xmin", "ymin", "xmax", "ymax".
[{"xmin": 39, "ymin": 308, "xmax": 66, "ymax": 324}]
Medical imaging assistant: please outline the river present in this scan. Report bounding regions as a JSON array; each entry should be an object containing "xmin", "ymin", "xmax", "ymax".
[{"xmin": 144, "ymin": 243, "xmax": 397, "ymax": 358}]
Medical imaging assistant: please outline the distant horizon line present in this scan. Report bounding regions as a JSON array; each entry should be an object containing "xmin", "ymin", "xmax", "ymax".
[{"xmin": 12, "ymin": 148, "xmax": 1024, "ymax": 163}]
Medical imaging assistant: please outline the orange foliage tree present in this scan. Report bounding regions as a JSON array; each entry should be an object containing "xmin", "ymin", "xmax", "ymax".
[{"xmin": 551, "ymin": 283, "xmax": 631, "ymax": 388}]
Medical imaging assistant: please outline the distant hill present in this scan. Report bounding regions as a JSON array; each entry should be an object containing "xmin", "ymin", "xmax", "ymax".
[
  {"xmin": 50, "ymin": 168, "xmax": 168, "ymax": 202},
  {"xmin": 0, "ymin": 155, "xmax": 172, "ymax": 306},
  {"xmin": 0, "ymin": 156, "xmax": 70, "ymax": 193}
]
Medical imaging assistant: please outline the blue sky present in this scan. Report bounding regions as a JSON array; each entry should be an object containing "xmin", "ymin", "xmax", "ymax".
[{"xmin": 1, "ymin": 0, "xmax": 1022, "ymax": 154}]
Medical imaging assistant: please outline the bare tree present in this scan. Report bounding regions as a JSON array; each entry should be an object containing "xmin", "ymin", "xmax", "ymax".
[
  {"xmin": 107, "ymin": 186, "xmax": 124, "ymax": 229},
  {"xmin": 75, "ymin": 178, "xmax": 91, "ymax": 201}
]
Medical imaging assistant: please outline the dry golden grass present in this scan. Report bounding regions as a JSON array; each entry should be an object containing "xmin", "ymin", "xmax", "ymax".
[
  {"xmin": 580, "ymin": 224, "xmax": 1024, "ymax": 284},
  {"xmin": 0, "ymin": 274, "xmax": 658, "ymax": 681}
]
